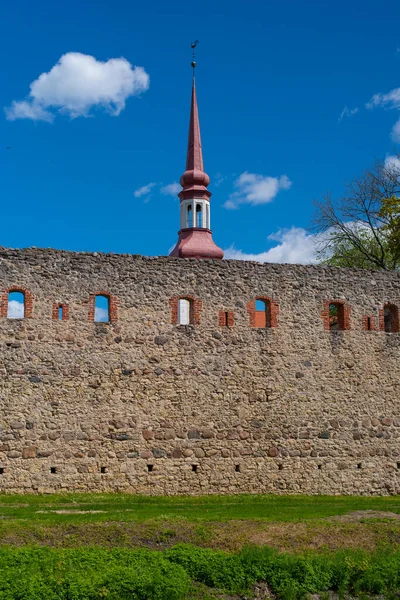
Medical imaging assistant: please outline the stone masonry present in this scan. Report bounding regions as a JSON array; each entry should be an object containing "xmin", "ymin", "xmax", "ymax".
[{"xmin": 0, "ymin": 246, "xmax": 399, "ymax": 495}]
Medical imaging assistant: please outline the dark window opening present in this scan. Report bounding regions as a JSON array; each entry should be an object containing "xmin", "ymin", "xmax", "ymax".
[
  {"xmin": 384, "ymin": 304, "xmax": 399, "ymax": 333},
  {"xmin": 0, "ymin": 468, "xmax": 4, "ymax": 475},
  {"xmin": 94, "ymin": 295, "xmax": 110, "ymax": 323},
  {"xmin": 278, "ymin": 463, "xmax": 283, "ymax": 471},
  {"xmin": 254, "ymin": 298, "xmax": 271, "ymax": 328},
  {"xmin": 357, "ymin": 463, "xmax": 362, "ymax": 469},
  {"xmin": 235, "ymin": 464, "xmax": 240, "ymax": 473},
  {"xmin": 318, "ymin": 464, "xmax": 322, "ymax": 470},
  {"xmin": 100, "ymin": 466, "xmax": 107, "ymax": 474},
  {"xmin": 50, "ymin": 467, "xmax": 57, "ymax": 474},
  {"xmin": 366, "ymin": 317, "xmax": 372, "ymax": 331},
  {"xmin": 7, "ymin": 291, "xmax": 25, "ymax": 319},
  {"xmin": 192, "ymin": 464, "xmax": 198, "ymax": 473},
  {"xmin": 147, "ymin": 464, "xmax": 153, "ymax": 472},
  {"xmin": 397, "ymin": 463, "xmax": 400, "ymax": 470}
]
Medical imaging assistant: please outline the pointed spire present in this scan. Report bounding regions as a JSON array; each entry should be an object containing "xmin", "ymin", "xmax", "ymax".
[
  {"xmin": 169, "ymin": 43, "xmax": 223, "ymax": 260},
  {"xmin": 179, "ymin": 76, "xmax": 210, "ymax": 193},
  {"xmin": 185, "ymin": 79, "xmax": 204, "ymax": 173}
]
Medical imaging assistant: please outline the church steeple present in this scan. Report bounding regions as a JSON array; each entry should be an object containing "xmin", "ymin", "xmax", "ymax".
[{"xmin": 169, "ymin": 47, "xmax": 224, "ymax": 260}]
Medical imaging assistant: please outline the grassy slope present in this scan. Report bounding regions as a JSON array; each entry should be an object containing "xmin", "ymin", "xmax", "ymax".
[
  {"xmin": 1, "ymin": 494, "xmax": 400, "ymax": 598},
  {"xmin": 0, "ymin": 493, "xmax": 400, "ymax": 553},
  {"xmin": 1, "ymin": 492, "xmax": 400, "ymax": 523}
]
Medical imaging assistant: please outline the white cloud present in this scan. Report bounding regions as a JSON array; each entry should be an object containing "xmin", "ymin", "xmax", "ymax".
[
  {"xmin": 161, "ymin": 182, "xmax": 181, "ymax": 196},
  {"xmin": 338, "ymin": 106, "xmax": 359, "ymax": 122},
  {"xmin": 224, "ymin": 172, "xmax": 292, "ymax": 209},
  {"xmin": 7, "ymin": 300, "xmax": 24, "ymax": 319},
  {"xmin": 366, "ymin": 87, "xmax": 400, "ymax": 110},
  {"xmin": 5, "ymin": 52, "xmax": 149, "ymax": 122},
  {"xmin": 391, "ymin": 118, "xmax": 400, "ymax": 142},
  {"xmin": 385, "ymin": 154, "xmax": 400, "ymax": 170},
  {"xmin": 224, "ymin": 227, "xmax": 319, "ymax": 264},
  {"xmin": 5, "ymin": 100, "xmax": 53, "ymax": 123},
  {"xmin": 94, "ymin": 307, "xmax": 109, "ymax": 322},
  {"xmin": 133, "ymin": 182, "xmax": 156, "ymax": 198},
  {"xmin": 214, "ymin": 172, "xmax": 226, "ymax": 187}
]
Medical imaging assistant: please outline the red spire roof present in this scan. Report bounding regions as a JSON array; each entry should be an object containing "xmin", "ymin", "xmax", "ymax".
[
  {"xmin": 179, "ymin": 77, "xmax": 210, "ymax": 195},
  {"xmin": 186, "ymin": 79, "xmax": 204, "ymax": 172},
  {"xmin": 169, "ymin": 70, "xmax": 224, "ymax": 260}
]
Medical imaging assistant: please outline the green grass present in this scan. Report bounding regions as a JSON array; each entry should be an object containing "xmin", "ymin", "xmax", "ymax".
[
  {"xmin": 0, "ymin": 495, "xmax": 400, "ymax": 598},
  {"xmin": 0, "ymin": 492, "xmax": 399, "ymax": 524}
]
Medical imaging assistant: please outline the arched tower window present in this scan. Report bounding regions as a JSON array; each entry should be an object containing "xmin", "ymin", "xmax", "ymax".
[
  {"xmin": 187, "ymin": 204, "xmax": 193, "ymax": 228},
  {"xmin": 94, "ymin": 295, "xmax": 110, "ymax": 323},
  {"xmin": 383, "ymin": 303, "xmax": 399, "ymax": 333},
  {"xmin": 7, "ymin": 291, "xmax": 25, "ymax": 319},
  {"xmin": 196, "ymin": 204, "xmax": 202, "ymax": 228}
]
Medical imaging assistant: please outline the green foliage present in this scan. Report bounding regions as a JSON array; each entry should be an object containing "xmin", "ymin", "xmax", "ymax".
[
  {"xmin": 318, "ymin": 228, "xmax": 396, "ymax": 270},
  {"xmin": 379, "ymin": 195, "xmax": 400, "ymax": 265},
  {"xmin": 165, "ymin": 544, "xmax": 251, "ymax": 592},
  {"xmin": 1, "ymin": 544, "xmax": 400, "ymax": 599},
  {"xmin": 0, "ymin": 547, "xmax": 190, "ymax": 600},
  {"xmin": 313, "ymin": 157, "xmax": 400, "ymax": 270}
]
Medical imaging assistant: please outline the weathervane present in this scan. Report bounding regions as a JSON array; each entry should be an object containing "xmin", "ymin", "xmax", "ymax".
[{"xmin": 190, "ymin": 40, "xmax": 199, "ymax": 76}]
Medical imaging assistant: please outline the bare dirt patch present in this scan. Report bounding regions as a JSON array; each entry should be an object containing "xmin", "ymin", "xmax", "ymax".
[{"xmin": 331, "ymin": 510, "xmax": 400, "ymax": 523}]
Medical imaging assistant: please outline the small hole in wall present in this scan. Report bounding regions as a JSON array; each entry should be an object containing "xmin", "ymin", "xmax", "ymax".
[
  {"xmin": 278, "ymin": 464, "xmax": 283, "ymax": 471},
  {"xmin": 397, "ymin": 463, "xmax": 400, "ymax": 470},
  {"xmin": 0, "ymin": 468, "xmax": 4, "ymax": 475},
  {"xmin": 100, "ymin": 466, "xmax": 107, "ymax": 474},
  {"xmin": 235, "ymin": 464, "xmax": 240, "ymax": 473},
  {"xmin": 50, "ymin": 467, "xmax": 57, "ymax": 474},
  {"xmin": 192, "ymin": 464, "xmax": 198, "ymax": 473},
  {"xmin": 318, "ymin": 464, "xmax": 322, "ymax": 470},
  {"xmin": 357, "ymin": 463, "xmax": 362, "ymax": 469},
  {"xmin": 147, "ymin": 464, "xmax": 153, "ymax": 472}
]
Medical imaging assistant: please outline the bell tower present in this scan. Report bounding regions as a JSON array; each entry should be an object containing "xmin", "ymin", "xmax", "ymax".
[{"xmin": 169, "ymin": 45, "xmax": 224, "ymax": 259}]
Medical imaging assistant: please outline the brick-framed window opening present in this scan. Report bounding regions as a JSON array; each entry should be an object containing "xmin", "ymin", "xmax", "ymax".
[
  {"xmin": 321, "ymin": 300, "xmax": 350, "ymax": 331},
  {"xmin": 88, "ymin": 291, "xmax": 119, "ymax": 323},
  {"xmin": 0, "ymin": 287, "xmax": 33, "ymax": 319},
  {"xmin": 218, "ymin": 310, "xmax": 234, "ymax": 327},
  {"xmin": 379, "ymin": 303, "xmax": 399, "ymax": 333},
  {"xmin": 169, "ymin": 295, "xmax": 202, "ymax": 325},
  {"xmin": 52, "ymin": 303, "xmax": 69, "ymax": 321},
  {"xmin": 362, "ymin": 315, "xmax": 377, "ymax": 331},
  {"xmin": 247, "ymin": 297, "xmax": 279, "ymax": 328}
]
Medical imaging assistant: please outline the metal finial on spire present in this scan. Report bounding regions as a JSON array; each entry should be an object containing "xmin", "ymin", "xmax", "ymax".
[{"xmin": 190, "ymin": 40, "xmax": 199, "ymax": 75}]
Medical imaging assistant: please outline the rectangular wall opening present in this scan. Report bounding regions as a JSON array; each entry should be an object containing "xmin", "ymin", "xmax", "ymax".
[
  {"xmin": 147, "ymin": 464, "xmax": 153, "ymax": 472},
  {"xmin": 50, "ymin": 467, "xmax": 57, "ymax": 474}
]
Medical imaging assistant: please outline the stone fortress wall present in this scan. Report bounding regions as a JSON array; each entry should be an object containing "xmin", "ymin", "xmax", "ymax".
[{"xmin": 0, "ymin": 246, "xmax": 399, "ymax": 495}]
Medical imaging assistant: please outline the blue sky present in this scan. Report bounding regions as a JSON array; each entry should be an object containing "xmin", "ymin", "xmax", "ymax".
[{"xmin": 1, "ymin": 0, "xmax": 400, "ymax": 263}]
